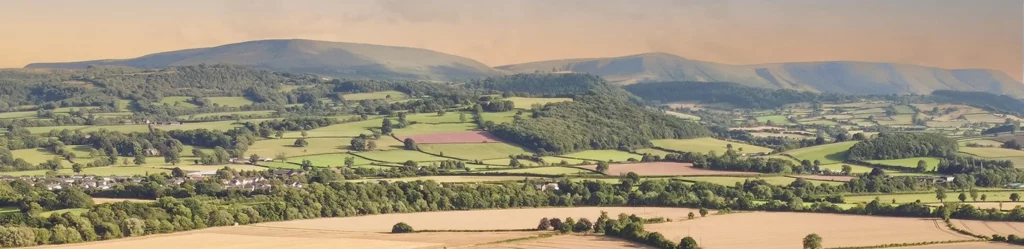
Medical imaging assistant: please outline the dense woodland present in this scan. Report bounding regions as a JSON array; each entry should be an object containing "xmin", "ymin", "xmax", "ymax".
[{"xmin": 846, "ymin": 133, "xmax": 959, "ymax": 160}]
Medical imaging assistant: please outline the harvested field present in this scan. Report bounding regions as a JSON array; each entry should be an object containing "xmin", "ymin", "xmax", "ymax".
[
  {"xmin": 950, "ymin": 219, "xmax": 1024, "ymax": 236},
  {"xmin": 22, "ymin": 230, "xmax": 441, "ymax": 249},
  {"xmin": 399, "ymin": 131, "xmax": 501, "ymax": 144},
  {"xmin": 926, "ymin": 202, "xmax": 1024, "ymax": 211},
  {"xmin": 418, "ymin": 142, "xmax": 530, "ymax": 160},
  {"xmin": 897, "ymin": 242, "xmax": 1023, "ymax": 249},
  {"xmin": 645, "ymin": 212, "xmax": 975, "ymax": 249},
  {"xmin": 258, "ymin": 207, "xmax": 700, "ymax": 232},
  {"xmin": 845, "ymin": 191, "xmax": 1024, "ymax": 204},
  {"xmin": 475, "ymin": 235, "xmax": 653, "ymax": 249},
  {"xmin": 577, "ymin": 162, "xmax": 757, "ymax": 177}
]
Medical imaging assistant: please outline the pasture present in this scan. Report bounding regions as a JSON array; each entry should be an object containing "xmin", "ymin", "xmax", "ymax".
[
  {"xmin": 418, "ymin": 142, "xmax": 530, "ymax": 160},
  {"xmin": 754, "ymin": 115, "xmax": 794, "ymax": 125},
  {"xmin": 247, "ymin": 138, "xmax": 350, "ymax": 158},
  {"xmin": 207, "ymin": 97, "xmax": 255, "ymax": 107},
  {"xmin": 285, "ymin": 119, "xmax": 380, "ymax": 138},
  {"xmin": 560, "ymin": 150, "xmax": 641, "ymax": 162},
  {"xmin": 479, "ymin": 111, "xmax": 519, "ymax": 124},
  {"xmin": 160, "ymin": 96, "xmax": 198, "ymax": 108},
  {"xmin": 651, "ymin": 137, "xmax": 773, "ymax": 154},
  {"xmin": 287, "ymin": 153, "xmax": 374, "ymax": 167},
  {"xmin": 0, "ymin": 111, "xmax": 36, "ymax": 119},
  {"xmin": 11, "ymin": 148, "xmax": 67, "ymax": 165},
  {"xmin": 645, "ymin": 212, "xmax": 975, "ymax": 249},
  {"xmin": 346, "ymin": 175, "xmax": 526, "ymax": 183},
  {"xmin": 783, "ymin": 141, "xmax": 858, "ymax": 164},
  {"xmin": 488, "ymin": 167, "xmax": 594, "ymax": 175},
  {"xmin": 577, "ymin": 162, "xmax": 757, "ymax": 177},
  {"xmin": 960, "ymin": 147, "xmax": 1024, "ymax": 158},
  {"xmin": 866, "ymin": 157, "xmax": 941, "ymax": 169},
  {"xmin": 399, "ymin": 131, "xmax": 501, "ymax": 144},
  {"xmin": 354, "ymin": 150, "xmax": 449, "ymax": 163},
  {"xmin": 391, "ymin": 123, "xmax": 477, "ymax": 136},
  {"xmin": 403, "ymin": 112, "xmax": 463, "ymax": 124},
  {"xmin": 0, "ymin": 167, "xmax": 170, "ymax": 176},
  {"xmin": 180, "ymin": 110, "xmax": 275, "ymax": 119},
  {"xmin": 342, "ymin": 91, "xmax": 408, "ymax": 101}
]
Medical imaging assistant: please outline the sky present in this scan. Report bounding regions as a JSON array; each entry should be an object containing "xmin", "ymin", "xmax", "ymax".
[{"xmin": 1, "ymin": 0, "xmax": 1022, "ymax": 81}]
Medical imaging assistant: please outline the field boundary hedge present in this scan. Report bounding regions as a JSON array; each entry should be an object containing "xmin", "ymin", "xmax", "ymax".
[{"xmin": 824, "ymin": 239, "xmax": 983, "ymax": 249}]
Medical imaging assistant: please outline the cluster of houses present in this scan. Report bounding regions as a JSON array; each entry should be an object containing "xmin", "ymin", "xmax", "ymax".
[{"xmin": 228, "ymin": 157, "xmax": 275, "ymax": 164}]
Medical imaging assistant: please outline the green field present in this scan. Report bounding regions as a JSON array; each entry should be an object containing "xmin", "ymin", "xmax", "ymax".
[
  {"xmin": 784, "ymin": 141, "xmax": 858, "ymax": 164},
  {"xmin": 346, "ymin": 175, "xmax": 524, "ymax": 183},
  {"xmin": 404, "ymin": 112, "xmax": 464, "ymax": 124},
  {"xmin": 354, "ymin": 150, "xmax": 449, "ymax": 163},
  {"xmin": 286, "ymin": 119, "xmax": 380, "ymax": 138},
  {"xmin": 652, "ymin": 137, "xmax": 774, "ymax": 154},
  {"xmin": 0, "ymin": 111, "xmax": 37, "ymax": 119},
  {"xmin": 820, "ymin": 163, "xmax": 874, "ymax": 174},
  {"xmin": 0, "ymin": 166, "xmax": 170, "ymax": 176},
  {"xmin": 488, "ymin": 166, "xmax": 593, "ymax": 175},
  {"xmin": 634, "ymin": 148, "xmax": 674, "ymax": 157},
  {"xmin": 256, "ymin": 161, "xmax": 301, "ymax": 169},
  {"xmin": 481, "ymin": 158, "xmax": 541, "ymax": 167},
  {"xmin": 207, "ymin": 97, "xmax": 255, "ymax": 107},
  {"xmin": 160, "ymin": 96, "xmax": 198, "ymax": 108},
  {"xmin": 248, "ymin": 138, "xmax": 351, "ymax": 158},
  {"xmin": 479, "ymin": 111, "xmax": 519, "ymax": 124},
  {"xmin": 25, "ymin": 126, "xmax": 87, "ymax": 134},
  {"xmin": 162, "ymin": 165, "xmax": 267, "ymax": 172},
  {"xmin": 11, "ymin": 148, "xmax": 68, "ymax": 165},
  {"xmin": 343, "ymin": 91, "xmax": 409, "ymax": 101},
  {"xmin": 560, "ymin": 150, "xmax": 641, "ymax": 162},
  {"xmin": 677, "ymin": 176, "xmax": 842, "ymax": 186},
  {"xmin": 540, "ymin": 156, "xmax": 587, "ymax": 165},
  {"xmin": 960, "ymin": 147, "xmax": 1024, "ymax": 158},
  {"xmin": 505, "ymin": 97, "xmax": 572, "ymax": 108},
  {"xmin": 287, "ymin": 153, "xmax": 375, "ymax": 167},
  {"xmin": 391, "ymin": 123, "xmax": 476, "ymax": 136},
  {"xmin": 418, "ymin": 142, "xmax": 531, "ymax": 160},
  {"xmin": 845, "ymin": 191, "xmax": 1024, "ymax": 204},
  {"xmin": 754, "ymin": 115, "xmax": 794, "ymax": 125},
  {"xmin": 664, "ymin": 111, "xmax": 700, "ymax": 120},
  {"xmin": 865, "ymin": 157, "xmax": 941, "ymax": 169},
  {"xmin": 179, "ymin": 110, "xmax": 275, "ymax": 119}
]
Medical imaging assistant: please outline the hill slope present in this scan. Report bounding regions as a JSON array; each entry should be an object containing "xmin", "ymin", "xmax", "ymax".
[
  {"xmin": 497, "ymin": 53, "xmax": 1024, "ymax": 97},
  {"xmin": 25, "ymin": 39, "xmax": 503, "ymax": 81}
]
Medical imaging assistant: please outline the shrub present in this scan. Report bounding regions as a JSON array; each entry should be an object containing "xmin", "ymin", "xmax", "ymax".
[{"xmin": 391, "ymin": 222, "xmax": 414, "ymax": 233}]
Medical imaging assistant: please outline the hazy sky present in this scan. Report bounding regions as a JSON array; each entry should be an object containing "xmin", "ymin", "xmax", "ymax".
[{"xmin": 2, "ymin": 0, "xmax": 1022, "ymax": 81}]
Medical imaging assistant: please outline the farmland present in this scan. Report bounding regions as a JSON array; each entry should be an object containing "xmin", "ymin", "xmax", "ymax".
[
  {"xmin": 247, "ymin": 137, "xmax": 351, "ymax": 157},
  {"xmin": 783, "ymin": 141, "xmax": 859, "ymax": 164},
  {"xmin": 844, "ymin": 191, "xmax": 1024, "ymax": 204},
  {"xmin": 391, "ymin": 123, "xmax": 477, "ymax": 136},
  {"xmin": 645, "ymin": 212, "xmax": 976, "ymax": 249},
  {"xmin": 399, "ymin": 131, "xmax": 501, "ymax": 144},
  {"xmin": 342, "ymin": 90, "xmax": 408, "ymax": 101},
  {"xmin": 505, "ymin": 97, "xmax": 572, "ymax": 108},
  {"xmin": 560, "ymin": 150, "xmax": 641, "ymax": 162},
  {"xmin": 866, "ymin": 157, "xmax": 942, "ymax": 169},
  {"xmin": 417, "ymin": 142, "xmax": 530, "ymax": 160},
  {"xmin": 651, "ymin": 137, "xmax": 773, "ymax": 154},
  {"xmin": 354, "ymin": 150, "xmax": 450, "ymax": 163},
  {"xmin": 577, "ymin": 162, "xmax": 757, "ymax": 177}
]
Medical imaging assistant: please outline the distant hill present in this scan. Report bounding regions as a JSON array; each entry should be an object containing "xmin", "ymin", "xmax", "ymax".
[
  {"xmin": 26, "ymin": 39, "xmax": 503, "ymax": 81},
  {"xmin": 497, "ymin": 52, "xmax": 1024, "ymax": 97}
]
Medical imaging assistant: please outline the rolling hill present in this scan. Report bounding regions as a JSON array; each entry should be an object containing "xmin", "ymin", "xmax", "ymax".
[
  {"xmin": 497, "ymin": 52, "xmax": 1024, "ymax": 97},
  {"xmin": 25, "ymin": 39, "xmax": 503, "ymax": 81}
]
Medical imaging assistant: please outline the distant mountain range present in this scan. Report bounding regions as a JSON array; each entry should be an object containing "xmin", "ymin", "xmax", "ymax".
[
  {"xmin": 497, "ymin": 52, "xmax": 1024, "ymax": 97},
  {"xmin": 26, "ymin": 39, "xmax": 503, "ymax": 81},
  {"xmin": 25, "ymin": 39, "xmax": 1024, "ymax": 97}
]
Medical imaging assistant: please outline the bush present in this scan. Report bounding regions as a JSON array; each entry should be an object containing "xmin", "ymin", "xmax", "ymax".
[{"xmin": 391, "ymin": 222, "xmax": 414, "ymax": 233}]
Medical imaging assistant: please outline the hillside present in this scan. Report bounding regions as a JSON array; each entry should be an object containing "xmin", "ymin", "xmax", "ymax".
[
  {"xmin": 25, "ymin": 39, "xmax": 503, "ymax": 81},
  {"xmin": 497, "ymin": 52, "xmax": 1024, "ymax": 97}
]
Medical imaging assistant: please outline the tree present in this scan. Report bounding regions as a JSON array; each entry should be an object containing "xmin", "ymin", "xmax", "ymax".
[
  {"xmin": 403, "ymin": 138, "xmax": 418, "ymax": 150},
  {"xmin": 391, "ymin": 222, "xmax": 414, "ymax": 233},
  {"xmin": 537, "ymin": 218, "xmax": 550, "ymax": 230},
  {"xmin": 916, "ymin": 160, "xmax": 928, "ymax": 172},
  {"xmin": 381, "ymin": 119, "xmax": 393, "ymax": 134},
  {"xmin": 274, "ymin": 130, "xmax": 284, "ymax": 139},
  {"xmin": 71, "ymin": 163, "xmax": 83, "ymax": 174},
  {"xmin": 367, "ymin": 140, "xmax": 377, "ymax": 150},
  {"xmin": 163, "ymin": 149, "xmax": 180, "ymax": 165},
  {"xmin": 969, "ymin": 188, "xmax": 979, "ymax": 202},
  {"xmin": 688, "ymin": 212, "xmax": 695, "ymax": 220},
  {"xmin": 573, "ymin": 218, "xmax": 592, "ymax": 232},
  {"xmin": 957, "ymin": 192, "xmax": 967, "ymax": 202},
  {"xmin": 274, "ymin": 152, "xmax": 287, "ymax": 162},
  {"xmin": 509, "ymin": 158, "xmax": 522, "ymax": 168},
  {"xmin": 171, "ymin": 167, "xmax": 185, "ymax": 178},
  {"xmin": 595, "ymin": 161, "xmax": 609, "ymax": 172},
  {"xmin": 852, "ymin": 133, "xmax": 866, "ymax": 140},
  {"xmin": 678, "ymin": 236, "xmax": 700, "ymax": 249},
  {"xmin": 300, "ymin": 130, "xmax": 308, "ymax": 138},
  {"xmin": 981, "ymin": 194, "xmax": 988, "ymax": 201},
  {"xmin": 840, "ymin": 165, "xmax": 852, "ymax": 175},
  {"xmin": 936, "ymin": 188, "xmax": 947, "ymax": 202},
  {"xmin": 1011, "ymin": 193, "xmax": 1021, "ymax": 202},
  {"xmin": 293, "ymin": 138, "xmax": 309, "ymax": 147},
  {"xmin": 699, "ymin": 208, "xmax": 708, "ymax": 217},
  {"xmin": 344, "ymin": 157, "xmax": 355, "ymax": 167},
  {"xmin": 249, "ymin": 154, "xmax": 260, "ymax": 164},
  {"xmin": 459, "ymin": 112, "xmax": 467, "ymax": 123},
  {"xmin": 549, "ymin": 218, "xmax": 562, "ymax": 230},
  {"xmin": 301, "ymin": 160, "xmax": 313, "ymax": 171},
  {"xmin": 803, "ymin": 234, "xmax": 822, "ymax": 249}
]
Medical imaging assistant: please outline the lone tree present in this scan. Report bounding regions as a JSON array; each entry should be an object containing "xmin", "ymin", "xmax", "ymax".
[
  {"xmin": 981, "ymin": 194, "xmax": 988, "ymax": 201},
  {"xmin": 803, "ymin": 233, "xmax": 823, "ymax": 249},
  {"xmin": 678, "ymin": 236, "xmax": 700, "ymax": 249},
  {"xmin": 970, "ymin": 188, "xmax": 979, "ymax": 202},
  {"xmin": 688, "ymin": 212, "xmax": 695, "ymax": 220},
  {"xmin": 958, "ymin": 192, "xmax": 967, "ymax": 202},
  {"xmin": 1011, "ymin": 193, "xmax": 1021, "ymax": 202},
  {"xmin": 935, "ymin": 188, "xmax": 947, "ymax": 202},
  {"xmin": 699, "ymin": 208, "xmax": 708, "ymax": 217},
  {"xmin": 391, "ymin": 222, "xmax": 414, "ymax": 233},
  {"xmin": 596, "ymin": 161, "xmax": 609, "ymax": 172},
  {"xmin": 293, "ymin": 138, "xmax": 309, "ymax": 147},
  {"xmin": 916, "ymin": 160, "xmax": 928, "ymax": 172},
  {"xmin": 403, "ymin": 138, "xmax": 418, "ymax": 150}
]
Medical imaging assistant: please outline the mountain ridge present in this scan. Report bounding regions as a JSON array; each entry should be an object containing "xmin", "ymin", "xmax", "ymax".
[{"xmin": 497, "ymin": 52, "xmax": 1024, "ymax": 97}]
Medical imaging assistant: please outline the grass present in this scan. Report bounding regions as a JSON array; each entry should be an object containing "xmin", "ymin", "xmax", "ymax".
[
  {"xmin": 0, "ymin": 206, "xmax": 19, "ymax": 214},
  {"xmin": 560, "ymin": 150, "xmax": 641, "ymax": 162},
  {"xmin": 207, "ymin": 97, "xmax": 254, "ymax": 107},
  {"xmin": 635, "ymin": 148, "xmax": 674, "ymax": 157},
  {"xmin": 248, "ymin": 138, "xmax": 350, "ymax": 158},
  {"xmin": 486, "ymin": 167, "xmax": 593, "ymax": 175},
  {"xmin": 391, "ymin": 123, "xmax": 476, "ymax": 136},
  {"xmin": 287, "ymin": 153, "xmax": 376, "ymax": 167},
  {"xmin": 160, "ymin": 96, "xmax": 198, "ymax": 108},
  {"xmin": 866, "ymin": 157, "xmax": 941, "ymax": 169},
  {"xmin": 418, "ymin": 143, "xmax": 531, "ymax": 160},
  {"xmin": 404, "ymin": 112, "xmax": 464, "ymax": 124},
  {"xmin": 25, "ymin": 126, "xmax": 87, "ymax": 134},
  {"xmin": 287, "ymin": 119, "xmax": 380, "ymax": 138},
  {"xmin": 11, "ymin": 148, "xmax": 68, "ymax": 165},
  {"xmin": 0, "ymin": 111, "xmax": 36, "ymax": 119},
  {"xmin": 479, "ymin": 111, "xmax": 519, "ymax": 124},
  {"xmin": 178, "ymin": 110, "xmax": 275, "ymax": 119},
  {"xmin": 652, "ymin": 137, "xmax": 773, "ymax": 154},
  {"xmin": 784, "ymin": 141, "xmax": 859, "ymax": 164},
  {"xmin": 540, "ymin": 157, "xmax": 587, "ymax": 165},
  {"xmin": 820, "ymin": 163, "xmax": 874, "ymax": 174},
  {"xmin": 0, "ymin": 166, "xmax": 170, "ymax": 176},
  {"xmin": 481, "ymin": 158, "xmax": 540, "ymax": 167},
  {"xmin": 664, "ymin": 111, "xmax": 700, "ymax": 120},
  {"xmin": 257, "ymin": 161, "xmax": 302, "ymax": 169},
  {"xmin": 37, "ymin": 208, "xmax": 89, "ymax": 217},
  {"xmin": 754, "ymin": 115, "xmax": 794, "ymax": 125},
  {"xmin": 844, "ymin": 191, "xmax": 1023, "ymax": 204},
  {"xmin": 677, "ymin": 176, "xmax": 844, "ymax": 186},
  {"xmin": 505, "ymin": 97, "xmax": 572, "ymax": 108},
  {"xmin": 354, "ymin": 150, "xmax": 450, "ymax": 163},
  {"xmin": 346, "ymin": 175, "xmax": 525, "ymax": 183},
  {"xmin": 343, "ymin": 91, "xmax": 408, "ymax": 101},
  {"xmin": 960, "ymin": 147, "xmax": 1024, "ymax": 158}
]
